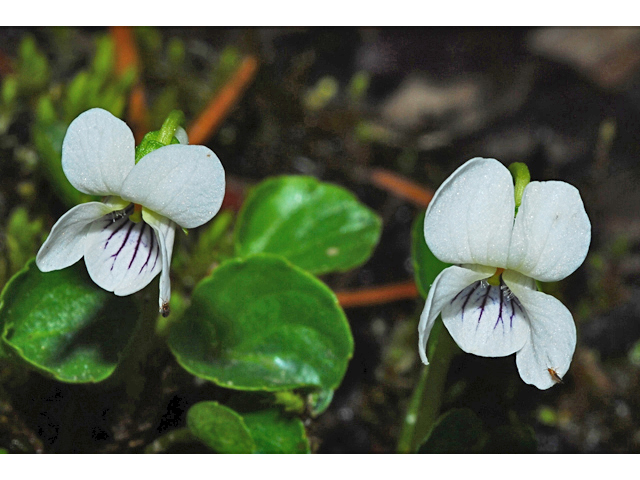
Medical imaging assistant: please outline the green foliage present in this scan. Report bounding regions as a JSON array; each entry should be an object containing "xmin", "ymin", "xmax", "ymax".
[
  {"xmin": 419, "ymin": 408, "xmax": 485, "ymax": 453},
  {"xmin": 187, "ymin": 401, "xmax": 309, "ymax": 454},
  {"xmin": 168, "ymin": 254, "xmax": 353, "ymax": 392},
  {"xmin": 418, "ymin": 408, "xmax": 537, "ymax": 453},
  {"xmin": 187, "ymin": 401, "xmax": 255, "ymax": 453},
  {"xmin": 0, "ymin": 260, "xmax": 140, "ymax": 383},
  {"xmin": 243, "ymin": 408, "xmax": 309, "ymax": 453},
  {"xmin": 411, "ymin": 211, "xmax": 450, "ymax": 298},
  {"xmin": 60, "ymin": 36, "xmax": 135, "ymax": 124},
  {"xmin": 0, "ymin": 36, "xmax": 50, "ymax": 134},
  {"xmin": 306, "ymin": 388, "xmax": 334, "ymax": 416},
  {"xmin": 234, "ymin": 176, "xmax": 382, "ymax": 275},
  {"xmin": 0, "ymin": 207, "xmax": 45, "ymax": 286},
  {"xmin": 9, "ymin": 35, "xmax": 50, "ymax": 98}
]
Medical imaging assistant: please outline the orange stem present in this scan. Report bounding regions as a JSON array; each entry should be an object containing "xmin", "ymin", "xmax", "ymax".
[
  {"xmin": 110, "ymin": 26, "xmax": 139, "ymax": 76},
  {"xmin": 369, "ymin": 168, "xmax": 434, "ymax": 208},
  {"xmin": 110, "ymin": 26, "xmax": 148, "ymax": 142},
  {"xmin": 336, "ymin": 280, "xmax": 419, "ymax": 308},
  {"xmin": 187, "ymin": 55, "xmax": 259, "ymax": 145}
]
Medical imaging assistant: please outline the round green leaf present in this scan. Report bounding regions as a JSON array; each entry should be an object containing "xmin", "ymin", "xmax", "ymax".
[
  {"xmin": 0, "ymin": 260, "xmax": 140, "ymax": 383},
  {"xmin": 234, "ymin": 176, "xmax": 382, "ymax": 275},
  {"xmin": 243, "ymin": 409, "xmax": 310, "ymax": 453},
  {"xmin": 187, "ymin": 401, "xmax": 255, "ymax": 454},
  {"xmin": 168, "ymin": 254, "xmax": 354, "ymax": 391},
  {"xmin": 411, "ymin": 211, "xmax": 450, "ymax": 298}
]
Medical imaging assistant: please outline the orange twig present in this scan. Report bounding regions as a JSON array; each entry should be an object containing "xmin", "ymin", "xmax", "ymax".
[
  {"xmin": 187, "ymin": 56, "xmax": 259, "ymax": 145},
  {"xmin": 0, "ymin": 48, "xmax": 13, "ymax": 76},
  {"xmin": 110, "ymin": 26, "xmax": 148, "ymax": 142},
  {"xmin": 336, "ymin": 281, "xmax": 420, "ymax": 308},
  {"xmin": 369, "ymin": 168, "xmax": 434, "ymax": 209},
  {"xmin": 110, "ymin": 26, "xmax": 139, "ymax": 76}
]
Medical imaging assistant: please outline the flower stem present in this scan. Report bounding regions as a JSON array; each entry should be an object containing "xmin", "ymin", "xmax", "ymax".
[
  {"xmin": 508, "ymin": 162, "xmax": 530, "ymax": 210},
  {"xmin": 157, "ymin": 110, "xmax": 185, "ymax": 146},
  {"xmin": 397, "ymin": 320, "xmax": 458, "ymax": 453},
  {"xmin": 105, "ymin": 287, "xmax": 162, "ymax": 399}
]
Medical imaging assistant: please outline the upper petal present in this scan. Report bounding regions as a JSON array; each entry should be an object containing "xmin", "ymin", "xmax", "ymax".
[
  {"xmin": 507, "ymin": 181, "xmax": 591, "ymax": 282},
  {"xmin": 503, "ymin": 270, "xmax": 577, "ymax": 390},
  {"xmin": 418, "ymin": 264, "xmax": 495, "ymax": 364},
  {"xmin": 62, "ymin": 108, "xmax": 136, "ymax": 196},
  {"xmin": 424, "ymin": 157, "xmax": 515, "ymax": 267},
  {"xmin": 120, "ymin": 144, "xmax": 225, "ymax": 229},
  {"xmin": 36, "ymin": 200, "xmax": 125, "ymax": 272}
]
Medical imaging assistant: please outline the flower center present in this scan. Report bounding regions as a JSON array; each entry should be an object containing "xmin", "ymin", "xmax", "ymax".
[
  {"xmin": 129, "ymin": 204, "xmax": 143, "ymax": 223},
  {"xmin": 486, "ymin": 267, "xmax": 505, "ymax": 286}
]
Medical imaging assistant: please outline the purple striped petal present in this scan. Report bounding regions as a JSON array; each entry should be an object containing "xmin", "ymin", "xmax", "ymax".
[
  {"xmin": 442, "ymin": 275, "xmax": 531, "ymax": 358},
  {"xmin": 83, "ymin": 215, "xmax": 162, "ymax": 296}
]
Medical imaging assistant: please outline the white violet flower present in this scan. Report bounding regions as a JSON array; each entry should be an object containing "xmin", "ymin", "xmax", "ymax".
[
  {"xmin": 418, "ymin": 157, "xmax": 590, "ymax": 389},
  {"xmin": 36, "ymin": 108, "xmax": 225, "ymax": 316}
]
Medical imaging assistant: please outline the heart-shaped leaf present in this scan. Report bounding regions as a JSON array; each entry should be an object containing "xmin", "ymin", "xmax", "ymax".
[
  {"xmin": 0, "ymin": 260, "xmax": 140, "ymax": 383},
  {"xmin": 234, "ymin": 176, "xmax": 382, "ymax": 275},
  {"xmin": 168, "ymin": 254, "xmax": 353, "ymax": 392}
]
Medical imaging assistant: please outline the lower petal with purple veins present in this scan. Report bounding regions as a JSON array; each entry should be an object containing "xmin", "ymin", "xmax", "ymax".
[
  {"xmin": 83, "ymin": 215, "xmax": 162, "ymax": 295},
  {"xmin": 442, "ymin": 279, "xmax": 530, "ymax": 358}
]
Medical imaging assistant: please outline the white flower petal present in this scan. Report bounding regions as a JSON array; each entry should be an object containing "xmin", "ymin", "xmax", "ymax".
[
  {"xmin": 174, "ymin": 126, "xmax": 189, "ymax": 145},
  {"xmin": 36, "ymin": 201, "xmax": 123, "ymax": 272},
  {"xmin": 504, "ymin": 270, "xmax": 577, "ymax": 390},
  {"xmin": 418, "ymin": 264, "xmax": 495, "ymax": 364},
  {"xmin": 442, "ymin": 275, "xmax": 531, "ymax": 358},
  {"xmin": 507, "ymin": 180, "xmax": 591, "ymax": 282},
  {"xmin": 83, "ymin": 216, "xmax": 162, "ymax": 295},
  {"xmin": 61, "ymin": 108, "xmax": 136, "ymax": 196},
  {"xmin": 424, "ymin": 157, "xmax": 515, "ymax": 267},
  {"xmin": 142, "ymin": 209, "xmax": 176, "ymax": 315},
  {"xmin": 120, "ymin": 144, "xmax": 225, "ymax": 229}
]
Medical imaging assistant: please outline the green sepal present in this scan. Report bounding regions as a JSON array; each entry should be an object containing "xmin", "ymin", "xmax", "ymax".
[
  {"xmin": 508, "ymin": 162, "xmax": 530, "ymax": 211},
  {"xmin": 134, "ymin": 130, "xmax": 180, "ymax": 163}
]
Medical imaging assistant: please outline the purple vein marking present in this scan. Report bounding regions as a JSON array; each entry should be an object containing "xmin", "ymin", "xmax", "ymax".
[
  {"xmin": 103, "ymin": 218, "xmax": 128, "ymax": 249},
  {"xmin": 476, "ymin": 287, "xmax": 491, "ymax": 325},
  {"xmin": 457, "ymin": 283, "xmax": 478, "ymax": 322},
  {"xmin": 110, "ymin": 222, "xmax": 136, "ymax": 270},
  {"xmin": 150, "ymin": 235, "xmax": 160, "ymax": 272},
  {"xmin": 494, "ymin": 286, "xmax": 505, "ymax": 329},
  {"xmin": 139, "ymin": 229, "xmax": 155, "ymax": 274},
  {"xmin": 128, "ymin": 223, "xmax": 147, "ymax": 269}
]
